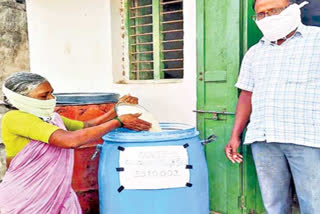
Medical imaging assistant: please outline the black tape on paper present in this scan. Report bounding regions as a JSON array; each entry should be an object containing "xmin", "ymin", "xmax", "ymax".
[
  {"xmin": 118, "ymin": 146, "xmax": 125, "ymax": 151},
  {"xmin": 186, "ymin": 165, "xmax": 193, "ymax": 169},
  {"xmin": 183, "ymin": 143, "xmax": 189, "ymax": 148},
  {"xmin": 118, "ymin": 186, "xmax": 125, "ymax": 193},
  {"xmin": 186, "ymin": 183, "xmax": 193, "ymax": 187},
  {"xmin": 116, "ymin": 167, "xmax": 124, "ymax": 172}
]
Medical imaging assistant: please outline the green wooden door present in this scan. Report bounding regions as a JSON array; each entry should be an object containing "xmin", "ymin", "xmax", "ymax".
[
  {"xmin": 196, "ymin": 0, "xmax": 242, "ymax": 213},
  {"xmin": 196, "ymin": 0, "xmax": 265, "ymax": 213}
]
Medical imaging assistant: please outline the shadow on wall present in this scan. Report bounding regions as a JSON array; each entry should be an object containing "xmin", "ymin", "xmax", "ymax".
[{"xmin": 295, "ymin": 0, "xmax": 320, "ymax": 27}]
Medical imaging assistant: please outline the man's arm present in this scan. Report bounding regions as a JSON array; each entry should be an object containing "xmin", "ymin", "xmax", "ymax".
[{"xmin": 225, "ymin": 90, "xmax": 252, "ymax": 163}]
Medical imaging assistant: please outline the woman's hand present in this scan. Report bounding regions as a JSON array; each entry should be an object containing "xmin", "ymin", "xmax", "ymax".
[
  {"xmin": 225, "ymin": 136, "xmax": 243, "ymax": 163},
  {"xmin": 118, "ymin": 94, "xmax": 139, "ymax": 105},
  {"xmin": 118, "ymin": 113, "xmax": 151, "ymax": 131}
]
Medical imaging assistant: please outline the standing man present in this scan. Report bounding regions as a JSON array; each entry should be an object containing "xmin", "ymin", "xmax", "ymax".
[{"xmin": 225, "ymin": 0, "xmax": 320, "ymax": 213}]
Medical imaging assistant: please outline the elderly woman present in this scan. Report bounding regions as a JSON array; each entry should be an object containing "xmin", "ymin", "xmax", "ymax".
[{"xmin": 0, "ymin": 72, "xmax": 151, "ymax": 214}]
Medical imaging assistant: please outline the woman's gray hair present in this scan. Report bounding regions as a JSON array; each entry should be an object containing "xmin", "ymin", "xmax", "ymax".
[
  {"xmin": 2, "ymin": 72, "xmax": 48, "ymax": 109},
  {"xmin": 4, "ymin": 72, "xmax": 47, "ymax": 95}
]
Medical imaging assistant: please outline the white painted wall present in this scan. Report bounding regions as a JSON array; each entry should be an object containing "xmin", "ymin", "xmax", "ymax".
[{"xmin": 26, "ymin": 0, "xmax": 197, "ymax": 125}]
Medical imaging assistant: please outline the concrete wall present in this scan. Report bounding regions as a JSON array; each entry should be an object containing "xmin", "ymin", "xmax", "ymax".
[
  {"xmin": 0, "ymin": 0, "xmax": 29, "ymax": 92},
  {"xmin": 26, "ymin": 0, "xmax": 197, "ymax": 125},
  {"xmin": 0, "ymin": 0, "xmax": 29, "ymax": 182},
  {"xmin": 0, "ymin": 140, "xmax": 6, "ymax": 182}
]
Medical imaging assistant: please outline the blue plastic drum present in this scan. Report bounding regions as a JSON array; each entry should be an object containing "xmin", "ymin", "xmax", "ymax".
[{"xmin": 98, "ymin": 123, "xmax": 210, "ymax": 214}]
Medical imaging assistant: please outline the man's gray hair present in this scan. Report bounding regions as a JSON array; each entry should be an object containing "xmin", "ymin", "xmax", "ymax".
[
  {"xmin": 253, "ymin": 0, "xmax": 293, "ymax": 11},
  {"xmin": 2, "ymin": 72, "xmax": 47, "ymax": 109}
]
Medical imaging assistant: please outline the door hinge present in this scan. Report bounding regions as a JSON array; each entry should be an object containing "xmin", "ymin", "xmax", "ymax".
[{"xmin": 238, "ymin": 195, "xmax": 247, "ymax": 210}]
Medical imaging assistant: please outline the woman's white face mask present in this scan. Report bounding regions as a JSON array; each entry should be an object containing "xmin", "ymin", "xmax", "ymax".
[
  {"xmin": 255, "ymin": 1, "xmax": 309, "ymax": 42},
  {"xmin": 2, "ymin": 86, "xmax": 56, "ymax": 120}
]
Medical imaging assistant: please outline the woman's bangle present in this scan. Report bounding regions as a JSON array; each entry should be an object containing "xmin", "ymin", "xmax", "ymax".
[{"xmin": 114, "ymin": 117, "xmax": 123, "ymax": 127}]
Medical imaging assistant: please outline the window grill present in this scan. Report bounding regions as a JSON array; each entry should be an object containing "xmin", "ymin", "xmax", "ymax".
[{"xmin": 128, "ymin": 0, "xmax": 184, "ymax": 80}]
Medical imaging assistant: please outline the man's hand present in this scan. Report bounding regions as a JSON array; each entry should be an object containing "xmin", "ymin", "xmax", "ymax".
[
  {"xmin": 118, "ymin": 94, "xmax": 139, "ymax": 105},
  {"xmin": 225, "ymin": 136, "xmax": 243, "ymax": 163},
  {"xmin": 225, "ymin": 90, "xmax": 252, "ymax": 164}
]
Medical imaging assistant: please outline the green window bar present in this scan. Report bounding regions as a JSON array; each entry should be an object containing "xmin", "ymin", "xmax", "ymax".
[{"xmin": 127, "ymin": 0, "xmax": 184, "ymax": 80}]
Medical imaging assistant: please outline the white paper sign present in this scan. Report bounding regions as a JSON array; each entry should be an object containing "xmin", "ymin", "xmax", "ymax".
[{"xmin": 119, "ymin": 145, "xmax": 190, "ymax": 189}]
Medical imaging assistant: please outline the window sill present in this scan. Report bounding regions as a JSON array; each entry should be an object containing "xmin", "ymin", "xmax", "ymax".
[{"xmin": 115, "ymin": 79, "xmax": 184, "ymax": 84}]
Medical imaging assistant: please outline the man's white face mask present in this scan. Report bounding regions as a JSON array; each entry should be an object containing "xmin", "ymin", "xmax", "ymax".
[{"xmin": 255, "ymin": 1, "xmax": 309, "ymax": 42}]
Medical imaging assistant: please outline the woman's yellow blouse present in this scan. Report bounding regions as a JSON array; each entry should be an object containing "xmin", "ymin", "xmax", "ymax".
[{"xmin": 1, "ymin": 110, "xmax": 84, "ymax": 158}]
